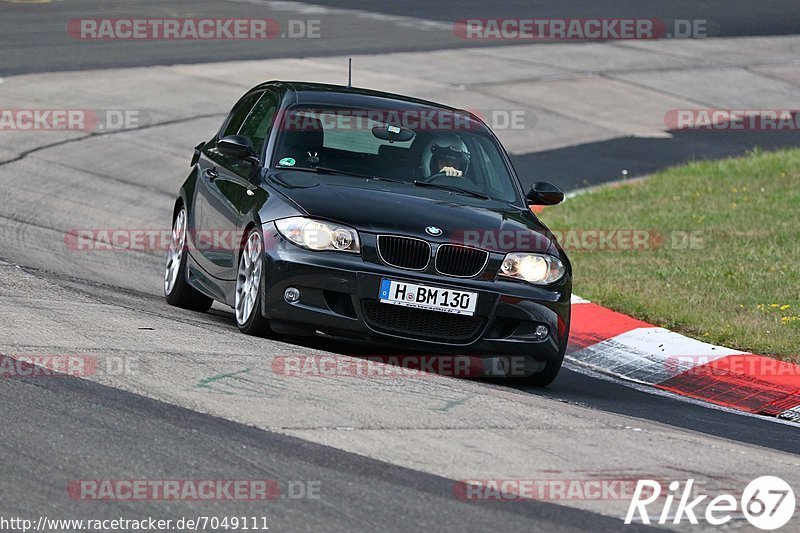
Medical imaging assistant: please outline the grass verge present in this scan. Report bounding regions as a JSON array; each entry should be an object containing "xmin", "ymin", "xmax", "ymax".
[{"xmin": 539, "ymin": 148, "xmax": 800, "ymax": 362}]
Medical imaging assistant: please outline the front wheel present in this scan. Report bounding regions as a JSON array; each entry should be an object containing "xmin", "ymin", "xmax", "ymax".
[
  {"xmin": 164, "ymin": 206, "xmax": 213, "ymax": 312},
  {"xmin": 235, "ymin": 227, "xmax": 270, "ymax": 336},
  {"xmin": 521, "ymin": 356, "xmax": 564, "ymax": 387},
  {"xmin": 514, "ymin": 342, "xmax": 566, "ymax": 387}
]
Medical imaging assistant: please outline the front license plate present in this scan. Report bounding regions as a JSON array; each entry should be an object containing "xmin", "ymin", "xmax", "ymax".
[{"xmin": 378, "ymin": 279, "xmax": 478, "ymax": 316}]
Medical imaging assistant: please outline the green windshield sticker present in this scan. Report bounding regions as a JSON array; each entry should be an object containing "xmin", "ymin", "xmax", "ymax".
[{"xmin": 279, "ymin": 157, "xmax": 296, "ymax": 167}]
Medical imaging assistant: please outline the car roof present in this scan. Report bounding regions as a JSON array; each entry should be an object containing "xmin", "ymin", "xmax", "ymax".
[{"xmin": 252, "ymin": 80, "xmax": 484, "ymax": 124}]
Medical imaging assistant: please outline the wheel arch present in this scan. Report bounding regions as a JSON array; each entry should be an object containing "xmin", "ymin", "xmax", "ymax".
[{"xmin": 172, "ymin": 196, "xmax": 185, "ymax": 222}]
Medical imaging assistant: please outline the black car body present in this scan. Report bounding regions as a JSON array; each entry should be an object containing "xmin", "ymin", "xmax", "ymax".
[{"xmin": 165, "ymin": 81, "xmax": 572, "ymax": 385}]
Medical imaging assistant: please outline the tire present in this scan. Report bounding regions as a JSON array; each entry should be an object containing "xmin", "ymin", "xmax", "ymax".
[
  {"xmin": 521, "ymin": 356, "xmax": 564, "ymax": 387},
  {"xmin": 164, "ymin": 205, "xmax": 213, "ymax": 312},
  {"xmin": 517, "ymin": 339, "xmax": 567, "ymax": 387},
  {"xmin": 234, "ymin": 226, "xmax": 271, "ymax": 336}
]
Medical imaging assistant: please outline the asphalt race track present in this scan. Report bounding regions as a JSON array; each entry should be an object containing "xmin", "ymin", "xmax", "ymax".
[
  {"xmin": 4, "ymin": 0, "xmax": 800, "ymax": 187},
  {"xmin": 1, "ymin": 1, "xmax": 799, "ymax": 531},
  {"xmin": 3, "ymin": 0, "xmax": 799, "ymax": 75}
]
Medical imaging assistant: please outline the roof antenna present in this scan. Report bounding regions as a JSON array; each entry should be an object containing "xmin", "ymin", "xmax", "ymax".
[{"xmin": 347, "ymin": 57, "xmax": 352, "ymax": 88}]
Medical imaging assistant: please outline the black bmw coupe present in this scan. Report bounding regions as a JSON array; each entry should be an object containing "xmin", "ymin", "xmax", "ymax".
[{"xmin": 165, "ymin": 81, "xmax": 571, "ymax": 386}]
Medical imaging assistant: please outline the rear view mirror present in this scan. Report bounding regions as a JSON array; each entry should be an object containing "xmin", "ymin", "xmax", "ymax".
[
  {"xmin": 218, "ymin": 135, "xmax": 259, "ymax": 163},
  {"xmin": 526, "ymin": 181, "xmax": 565, "ymax": 206},
  {"xmin": 372, "ymin": 125, "xmax": 415, "ymax": 143}
]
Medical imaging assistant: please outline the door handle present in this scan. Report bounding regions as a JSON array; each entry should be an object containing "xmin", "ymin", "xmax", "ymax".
[{"xmin": 204, "ymin": 168, "xmax": 219, "ymax": 180}]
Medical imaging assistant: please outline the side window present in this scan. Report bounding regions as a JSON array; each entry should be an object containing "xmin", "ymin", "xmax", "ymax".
[
  {"xmin": 238, "ymin": 91, "xmax": 279, "ymax": 154},
  {"xmin": 470, "ymin": 136, "xmax": 517, "ymax": 203},
  {"xmin": 220, "ymin": 92, "xmax": 263, "ymax": 138},
  {"xmin": 209, "ymin": 91, "xmax": 278, "ymax": 179}
]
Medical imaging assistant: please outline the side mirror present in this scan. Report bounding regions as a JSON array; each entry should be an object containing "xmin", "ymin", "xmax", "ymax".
[
  {"xmin": 526, "ymin": 181, "xmax": 564, "ymax": 206},
  {"xmin": 217, "ymin": 135, "xmax": 259, "ymax": 163}
]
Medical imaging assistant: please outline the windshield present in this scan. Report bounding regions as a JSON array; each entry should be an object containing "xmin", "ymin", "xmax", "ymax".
[{"xmin": 271, "ymin": 105, "xmax": 521, "ymax": 203}]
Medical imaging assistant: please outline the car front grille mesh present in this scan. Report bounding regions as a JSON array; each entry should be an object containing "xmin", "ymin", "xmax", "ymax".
[
  {"xmin": 361, "ymin": 300, "xmax": 485, "ymax": 342},
  {"xmin": 435, "ymin": 245, "xmax": 488, "ymax": 277},
  {"xmin": 377, "ymin": 236, "xmax": 430, "ymax": 270}
]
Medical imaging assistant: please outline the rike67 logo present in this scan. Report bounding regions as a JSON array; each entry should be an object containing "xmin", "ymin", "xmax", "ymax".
[{"xmin": 626, "ymin": 476, "xmax": 795, "ymax": 530}]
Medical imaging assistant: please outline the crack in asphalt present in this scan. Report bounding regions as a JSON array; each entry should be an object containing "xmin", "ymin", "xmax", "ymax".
[
  {"xmin": 37, "ymin": 157, "xmax": 177, "ymax": 198},
  {"xmin": 0, "ymin": 112, "xmax": 225, "ymax": 167}
]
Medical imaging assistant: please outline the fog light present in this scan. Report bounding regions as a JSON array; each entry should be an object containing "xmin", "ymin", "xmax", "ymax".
[
  {"xmin": 533, "ymin": 324, "xmax": 549, "ymax": 341},
  {"xmin": 284, "ymin": 287, "xmax": 301, "ymax": 303}
]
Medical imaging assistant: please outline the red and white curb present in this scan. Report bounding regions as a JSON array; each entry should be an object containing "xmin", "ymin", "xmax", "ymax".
[{"xmin": 567, "ymin": 295, "xmax": 800, "ymax": 424}]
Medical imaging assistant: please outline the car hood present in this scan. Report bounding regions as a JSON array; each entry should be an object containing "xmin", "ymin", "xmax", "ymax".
[{"xmin": 266, "ymin": 171, "xmax": 555, "ymax": 253}]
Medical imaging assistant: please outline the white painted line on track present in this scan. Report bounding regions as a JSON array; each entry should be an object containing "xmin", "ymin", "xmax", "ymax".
[{"xmin": 222, "ymin": 0, "xmax": 452, "ymax": 31}]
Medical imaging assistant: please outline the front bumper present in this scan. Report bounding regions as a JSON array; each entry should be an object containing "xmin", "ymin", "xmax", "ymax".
[{"xmin": 261, "ymin": 228, "xmax": 571, "ymax": 362}]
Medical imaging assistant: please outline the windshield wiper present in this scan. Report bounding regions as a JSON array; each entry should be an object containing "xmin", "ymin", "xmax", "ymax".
[
  {"xmin": 280, "ymin": 165, "xmax": 405, "ymax": 183},
  {"xmin": 369, "ymin": 176, "xmax": 406, "ymax": 184},
  {"xmin": 412, "ymin": 180, "xmax": 490, "ymax": 200},
  {"xmin": 316, "ymin": 167, "xmax": 408, "ymax": 184}
]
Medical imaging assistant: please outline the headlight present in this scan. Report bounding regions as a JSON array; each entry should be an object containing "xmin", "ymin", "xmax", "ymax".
[
  {"xmin": 275, "ymin": 217, "xmax": 360, "ymax": 253},
  {"xmin": 499, "ymin": 253, "xmax": 565, "ymax": 284}
]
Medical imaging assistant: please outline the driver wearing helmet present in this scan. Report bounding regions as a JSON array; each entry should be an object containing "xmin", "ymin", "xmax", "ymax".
[{"xmin": 422, "ymin": 136, "xmax": 471, "ymax": 178}]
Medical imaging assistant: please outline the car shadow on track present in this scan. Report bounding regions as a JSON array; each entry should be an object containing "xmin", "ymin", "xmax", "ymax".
[{"xmin": 201, "ymin": 305, "xmax": 800, "ymax": 454}]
